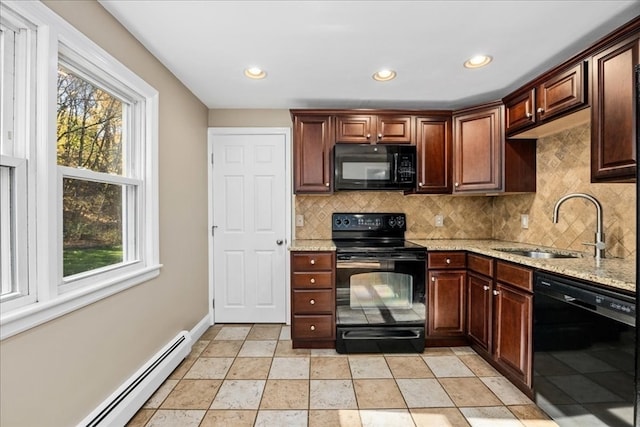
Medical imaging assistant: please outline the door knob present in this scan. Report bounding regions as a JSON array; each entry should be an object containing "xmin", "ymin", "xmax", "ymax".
[{"xmin": 276, "ymin": 239, "xmax": 283, "ymax": 245}]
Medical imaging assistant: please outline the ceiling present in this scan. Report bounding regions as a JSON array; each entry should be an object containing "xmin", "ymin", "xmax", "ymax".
[{"xmin": 98, "ymin": 1, "xmax": 640, "ymax": 110}]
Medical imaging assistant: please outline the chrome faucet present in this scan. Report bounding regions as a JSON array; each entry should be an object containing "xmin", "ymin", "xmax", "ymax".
[{"xmin": 552, "ymin": 193, "xmax": 605, "ymax": 259}]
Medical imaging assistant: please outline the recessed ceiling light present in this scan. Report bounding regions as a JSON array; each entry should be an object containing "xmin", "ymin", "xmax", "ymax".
[
  {"xmin": 244, "ymin": 67, "xmax": 267, "ymax": 79},
  {"xmin": 372, "ymin": 69, "xmax": 397, "ymax": 82},
  {"xmin": 464, "ymin": 55, "xmax": 492, "ymax": 69}
]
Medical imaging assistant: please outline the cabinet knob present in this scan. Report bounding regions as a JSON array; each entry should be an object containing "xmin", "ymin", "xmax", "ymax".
[
  {"xmin": 537, "ymin": 107, "xmax": 544, "ymax": 114},
  {"xmin": 483, "ymin": 285, "xmax": 490, "ymax": 291},
  {"xmin": 310, "ymin": 259, "xmax": 316, "ymax": 265},
  {"xmin": 419, "ymin": 182, "xmax": 423, "ymax": 187},
  {"xmin": 310, "ymin": 325, "xmax": 316, "ymax": 331},
  {"xmin": 431, "ymin": 276, "xmax": 436, "ymax": 282},
  {"xmin": 378, "ymin": 133, "xmax": 382, "ymax": 139},
  {"xmin": 310, "ymin": 299, "xmax": 315, "ymax": 305},
  {"xmin": 325, "ymin": 182, "xmax": 330, "ymax": 187},
  {"xmin": 492, "ymin": 290, "xmax": 500, "ymax": 296},
  {"xmin": 310, "ymin": 278, "xmax": 316, "ymax": 284},
  {"xmin": 454, "ymin": 182, "xmax": 459, "ymax": 187},
  {"xmin": 445, "ymin": 258, "xmax": 451, "ymax": 264},
  {"xmin": 526, "ymin": 112, "xmax": 533, "ymax": 118},
  {"xmin": 366, "ymin": 133, "xmax": 371, "ymax": 139}
]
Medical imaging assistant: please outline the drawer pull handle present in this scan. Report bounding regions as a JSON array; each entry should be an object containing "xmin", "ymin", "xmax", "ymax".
[
  {"xmin": 483, "ymin": 285, "xmax": 490, "ymax": 291},
  {"xmin": 310, "ymin": 325, "xmax": 316, "ymax": 331},
  {"xmin": 310, "ymin": 259, "xmax": 316, "ymax": 265},
  {"xmin": 310, "ymin": 299, "xmax": 315, "ymax": 305},
  {"xmin": 446, "ymin": 258, "xmax": 451, "ymax": 264},
  {"xmin": 310, "ymin": 278, "xmax": 316, "ymax": 284}
]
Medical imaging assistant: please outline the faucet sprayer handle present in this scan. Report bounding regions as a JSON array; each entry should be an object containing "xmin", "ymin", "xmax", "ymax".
[{"xmin": 582, "ymin": 241, "xmax": 606, "ymax": 250}]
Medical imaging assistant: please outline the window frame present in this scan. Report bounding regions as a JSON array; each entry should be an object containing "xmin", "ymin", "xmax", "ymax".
[{"xmin": 0, "ymin": 1, "xmax": 160, "ymax": 340}]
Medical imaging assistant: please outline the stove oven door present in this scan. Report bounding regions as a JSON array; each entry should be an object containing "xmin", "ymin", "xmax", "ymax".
[{"xmin": 335, "ymin": 252, "xmax": 426, "ymax": 353}]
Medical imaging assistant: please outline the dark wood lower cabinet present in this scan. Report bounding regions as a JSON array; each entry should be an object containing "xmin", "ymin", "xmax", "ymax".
[
  {"xmin": 290, "ymin": 251, "xmax": 335, "ymax": 348},
  {"xmin": 492, "ymin": 283, "xmax": 533, "ymax": 388},
  {"xmin": 466, "ymin": 271, "xmax": 492, "ymax": 351},
  {"xmin": 427, "ymin": 270, "xmax": 466, "ymax": 337}
]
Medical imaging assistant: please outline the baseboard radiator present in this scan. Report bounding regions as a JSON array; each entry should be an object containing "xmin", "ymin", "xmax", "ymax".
[{"xmin": 80, "ymin": 330, "xmax": 193, "ymax": 427}]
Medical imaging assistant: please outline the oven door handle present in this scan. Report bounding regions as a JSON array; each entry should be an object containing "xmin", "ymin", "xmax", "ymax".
[
  {"xmin": 336, "ymin": 260, "xmax": 383, "ymax": 269},
  {"xmin": 337, "ymin": 255, "xmax": 425, "ymax": 263}
]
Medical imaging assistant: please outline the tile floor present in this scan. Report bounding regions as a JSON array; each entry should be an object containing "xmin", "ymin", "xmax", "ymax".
[{"xmin": 127, "ymin": 324, "xmax": 558, "ymax": 427}]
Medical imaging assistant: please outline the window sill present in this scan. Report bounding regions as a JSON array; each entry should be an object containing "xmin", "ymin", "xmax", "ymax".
[{"xmin": 0, "ymin": 264, "xmax": 162, "ymax": 340}]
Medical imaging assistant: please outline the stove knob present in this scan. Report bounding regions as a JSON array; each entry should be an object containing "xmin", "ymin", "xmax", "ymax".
[
  {"xmin": 344, "ymin": 219, "xmax": 350, "ymax": 226},
  {"xmin": 397, "ymin": 218, "xmax": 405, "ymax": 228},
  {"xmin": 389, "ymin": 218, "xmax": 396, "ymax": 227}
]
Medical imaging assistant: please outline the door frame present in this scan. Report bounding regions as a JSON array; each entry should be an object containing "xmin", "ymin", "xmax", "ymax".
[{"xmin": 207, "ymin": 127, "xmax": 292, "ymax": 326}]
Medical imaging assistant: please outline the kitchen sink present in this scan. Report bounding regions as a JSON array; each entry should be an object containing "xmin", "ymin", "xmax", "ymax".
[{"xmin": 493, "ymin": 248, "xmax": 582, "ymax": 259}]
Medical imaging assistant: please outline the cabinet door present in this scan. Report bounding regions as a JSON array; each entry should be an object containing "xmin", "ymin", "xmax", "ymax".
[
  {"xmin": 427, "ymin": 270, "xmax": 466, "ymax": 337},
  {"xmin": 453, "ymin": 104, "xmax": 504, "ymax": 193},
  {"xmin": 493, "ymin": 283, "xmax": 532, "ymax": 387},
  {"xmin": 466, "ymin": 272, "xmax": 492, "ymax": 351},
  {"xmin": 376, "ymin": 115, "xmax": 413, "ymax": 144},
  {"xmin": 293, "ymin": 115, "xmax": 333, "ymax": 193},
  {"xmin": 415, "ymin": 116, "xmax": 452, "ymax": 193},
  {"xmin": 335, "ymin": 115, "xmax": 374, "ymax": 143},
  {"xmin": 505, "ymin": 89, "xmax": 536, "ymax": 135},
  {"xmin": 591, "ymin": 34, "xmax": 639, "ymax": 182},
  {"xmin": 537, "ymin": 62, "xmax": 586, "ymax": 121}
]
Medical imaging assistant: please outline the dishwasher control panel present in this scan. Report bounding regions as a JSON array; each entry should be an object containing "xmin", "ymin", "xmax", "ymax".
[{"xmin": 535, "ymin": 272, "xmax": 635, "ymax": 327}]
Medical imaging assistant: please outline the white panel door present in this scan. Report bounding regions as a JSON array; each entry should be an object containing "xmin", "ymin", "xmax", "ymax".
[{"xmin": 211, "ymin": 130, "xmax": 287, "ymax": 323}]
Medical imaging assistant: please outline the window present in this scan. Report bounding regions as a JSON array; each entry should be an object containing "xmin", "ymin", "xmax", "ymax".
[{"xmin": 0, "ymin": 1, "xmax": 160, "ymax": 339}]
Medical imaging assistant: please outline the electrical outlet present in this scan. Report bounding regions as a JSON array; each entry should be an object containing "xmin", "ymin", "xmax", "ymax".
[
  {"xmin": 521, "ymin": 214, "xmax": 529, "ymax": 229},
  {"xmin": 435, "ymin": 214, "xmax": 444, "ymax": 227},
  {"xmin": 295, "ymin": 214, "xmax": 304, "ymax": 227}
]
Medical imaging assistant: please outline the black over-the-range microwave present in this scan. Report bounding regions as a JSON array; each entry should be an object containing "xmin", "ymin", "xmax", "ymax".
[{"xmin": 333, "ymin": 143, "xmax": 417, "ymax": 191}]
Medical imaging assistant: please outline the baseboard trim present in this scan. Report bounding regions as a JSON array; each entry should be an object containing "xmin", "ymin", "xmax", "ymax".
[{"xmin": 79, "ymin": 314, "xmax": 211, "ymax": 426}]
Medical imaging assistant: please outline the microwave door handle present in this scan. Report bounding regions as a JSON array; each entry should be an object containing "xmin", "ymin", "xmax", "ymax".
[{"xmin": 393, "ymin": 153, "xmax": 398, "ymax": 183}]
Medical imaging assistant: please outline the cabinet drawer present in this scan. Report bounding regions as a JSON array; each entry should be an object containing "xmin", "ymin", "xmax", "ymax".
[
  {"xmin": 467, "ymin": 254, "xmax": 494, "ymax": 277},
  {"xmin": 428, "ymin": 251, "xmax": 466, "ymax": 269},
  {"xmin": 292, "ymin": 271, "xmax": 333, "ymax": 288},
  {"xmin": 291, "ymin": 252, "xmax": 334, "ymax": 271},
  {"xmin": 292, "ymin": 315, "xmax": 334, "ymax": 339},
  {"xmin": 293, "ymin": 289, "xmax": 334, "ymax": 313},
  {"xmin": 496, "ymin": 261, "xmax": 533, "ymax": 292}
]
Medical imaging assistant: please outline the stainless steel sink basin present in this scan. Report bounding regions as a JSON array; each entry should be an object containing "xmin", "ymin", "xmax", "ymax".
[{"xmin": 493, "ymin": 248, "xmax": 581, "ymax": 259}]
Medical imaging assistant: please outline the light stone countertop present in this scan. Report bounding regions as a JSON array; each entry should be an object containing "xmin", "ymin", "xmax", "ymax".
[{"xmin": 289, "ymin": 239, "xmax": 636, "ymax": 294}]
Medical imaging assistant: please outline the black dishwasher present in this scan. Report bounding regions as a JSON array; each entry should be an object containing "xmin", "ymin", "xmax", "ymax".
[{"xmin": 534, "ymin": 271, "xmax": 636, "ymax": 427}]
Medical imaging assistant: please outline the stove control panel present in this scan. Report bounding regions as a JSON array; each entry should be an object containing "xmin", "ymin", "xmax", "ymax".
[{"xmin": 332, "ymin": 213, "xmax": 406, "ymax": 231}]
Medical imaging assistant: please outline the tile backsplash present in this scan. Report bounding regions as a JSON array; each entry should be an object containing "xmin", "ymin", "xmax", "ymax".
[
  {"xmin": 294, "ymin": 123, "xmax": 636, "ymax": 259},
  {"xmin": 493, "ymin": 123, "xmax": 636, "ymax": 259}
]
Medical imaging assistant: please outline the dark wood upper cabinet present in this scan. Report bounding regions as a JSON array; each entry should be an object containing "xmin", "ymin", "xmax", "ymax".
[
  {"xmin": 504, "ymin": 89, "xmax": 536, "ymax": 134},
  {"xmin": 335, "ymin": 114, "xmax": 413, "ymax": 144},
  {"xmin": 591, "ymin": 33, "xmax": 639, "ymax": 182},
  {"xmin": 454, "ymin": 102, "xmax": 536, "ymax": 194},
  {"xmin": 538, "ymin": 62, "xmax": 586, "ymax": 121},
  {"xmin": 504, "ymin": 62, "xmax": 587, "ymax": 136},
  {"xmin": 453, "ymin": 102, "xmax": 504, "ymax": 193},
  {"xmin": 415, "ymin": 115, "xmax": 452, "ymax": 193},
  {"xmin": 292, "ymin": 114, "xmax": 333, "ymax": 193}
]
